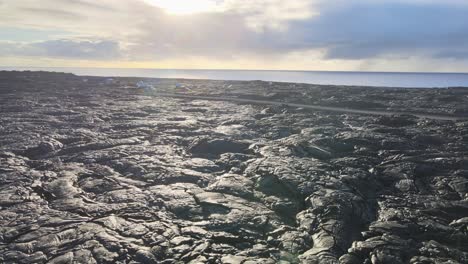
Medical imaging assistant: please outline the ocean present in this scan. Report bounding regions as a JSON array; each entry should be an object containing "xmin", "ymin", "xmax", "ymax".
[{"xmin": 2, "ymin": 67, "xmax": 468, "ymax": 88}]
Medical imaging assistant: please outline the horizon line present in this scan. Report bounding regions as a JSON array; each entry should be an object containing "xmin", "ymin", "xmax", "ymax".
[{"xmin": 1, "ymin": 66, "xmax": 468, "ymax": 75}]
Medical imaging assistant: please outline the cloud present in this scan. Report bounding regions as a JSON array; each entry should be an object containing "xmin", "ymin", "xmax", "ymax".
[
  {"xmin": 435, "ymin": 50, "xmax": 468, "ymax": 60},
  {"xmin": 269, "ymin": 1, "xmax": 468, "ymax": 61},
  {"xmin": 123, "ymin": 12, "xmax": 290, "ymax": 61},
  {"xmin": 1, "ymin": 0, "xmax": 468, "ymax": 71},
  {"xmin": 223, "ymin": 0, "xmax": 319, "ymax": 31},
  {"xmin": 19, "ymin": 7, "xmax": 84, "ymax": 20},
  {"xmin": 0, "ymin": 39, "xmax": 121, "ymax": 59},
  {"xmin": 0, "ymin": 0, "xmax": 147, "ymax": 37}
]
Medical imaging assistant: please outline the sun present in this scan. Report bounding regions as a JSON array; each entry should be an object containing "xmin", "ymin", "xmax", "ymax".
[{"xmin": 143, "ymin": 0, "xmax": 220, "ymax": 15}]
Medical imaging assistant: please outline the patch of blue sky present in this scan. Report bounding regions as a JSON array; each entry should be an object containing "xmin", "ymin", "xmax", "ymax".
[{"xmin": 0, "ymin": 27, "xmax": 72, "ymax": 42}]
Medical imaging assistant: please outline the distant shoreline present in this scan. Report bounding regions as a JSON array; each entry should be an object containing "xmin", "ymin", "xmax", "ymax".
[
  {"xmin": 1, "ymin": 67, "xmax": 468, "ymax": 88},
  {"xmin": 2, "ymin": 66, "xmax": 468, "ymax": 75}
]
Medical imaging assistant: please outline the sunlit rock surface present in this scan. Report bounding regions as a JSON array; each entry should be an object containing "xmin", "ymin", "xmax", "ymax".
[{"xmin": 0, "ymin": 71, "xmax": 468, "ymax": 263}]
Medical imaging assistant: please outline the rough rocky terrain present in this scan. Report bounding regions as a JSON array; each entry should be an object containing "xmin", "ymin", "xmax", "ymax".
[{"xmin": 1, "ymin": 71, "xmax": 468, "ymax": 263}]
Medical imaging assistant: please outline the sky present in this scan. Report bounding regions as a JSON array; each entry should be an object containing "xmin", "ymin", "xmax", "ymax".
[{"xmin": 1, "ymin": 0, "xmax": 468, "ymax": 72}]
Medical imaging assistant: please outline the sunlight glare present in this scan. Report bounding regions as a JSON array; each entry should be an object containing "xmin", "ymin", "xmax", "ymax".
[{"xmin": 143, "ymin": 0, "xmax": 220, "ymax": 15}]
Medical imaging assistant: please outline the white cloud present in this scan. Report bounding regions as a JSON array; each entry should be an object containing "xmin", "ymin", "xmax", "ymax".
[
  {"xmin": 0, "ymin": 0, "xmax": 149, "ymax": 37},
  {"xmin": 140, "ymin": 0, "xmax": 319, "ymax": 31},
  {"xmin": 223, "ymin": 0, "xmax": 319, "ymax": 31},
  {"xmin": 142, "ymin": 0, "xmax": 221, "ymax": 14}
]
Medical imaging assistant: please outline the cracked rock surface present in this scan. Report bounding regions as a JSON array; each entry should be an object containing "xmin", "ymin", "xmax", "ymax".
[{"xmin": 1, "ymin": 71, "xmax": 468, "ymax": 263}]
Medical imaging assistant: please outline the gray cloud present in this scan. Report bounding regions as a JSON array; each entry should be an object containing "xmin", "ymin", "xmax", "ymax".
[
  {"xmin": 435, "ymin": 50, "xmax": 468, "ymax": 60},
  {"xmin": 291, "ymin": 2, "xmax": 468, "ymax": 60},
  {"xmin": 36, "ymin": 40, "xmax": 120, "ymax": 59},
  {"xmin": 0, "ymin": 39, "xmax": 121, "ymax": 59}
]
